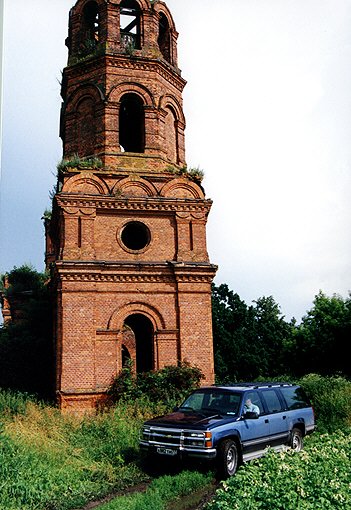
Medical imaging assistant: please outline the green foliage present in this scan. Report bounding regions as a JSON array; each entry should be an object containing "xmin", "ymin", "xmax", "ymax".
[
  {"xmin": 98, "ymin": 470, "xmax": 212, "ymax": 510},
  {"xmin": 166, "ymin": 164, "xmax": 205, "ymax": 183},
  {"xmin": 288, "ymin": 291, "xmax": 351, "ymax": 377},
  {"xmin": 108, "ymin": 361, "xmax": 204, "ymax": 408},
  {"xmin": 42, "ymin": 208, "xmax": 52, "ymax": 220},
  {"xmin": 0, "ymin": 265, "xmax": 53, "ymax": 398},
  {"xmin": 299, "ymin": 374, "xmax": 351, "ymax": 432},
  {"xmin": 0, "ymin": 394, "xmax": 153, "ymax": 510},
  {"xmin": 0, "ymin": 390, "xmax": 209, "ymax": 510},
  {"xmin": 212, "ymin": 284, "xmax": 292, "ymax": 382},
  {"xmin": 57, "ymin": 153, "xmax": 103, "ymax": 173},
  {"xmin": 212, "ymin": 284, "xmax": 351, "ymax": 381},
  {"xmin": 0, "ymin": 389, "xmax": 34, "ymax": 417},
  {"xmin": 3, "ymin": 264, "xmax": 47, "ymax": 296},
  {"xmin": 0, "ymin": 376, "xmax": 349, "ymax": 510},
  {"xmin": 206, "ymin": 430, "xmax": 351, "ymax": 510}
]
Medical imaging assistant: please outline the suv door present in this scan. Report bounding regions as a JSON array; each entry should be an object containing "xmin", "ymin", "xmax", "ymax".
[
  {"xmin": 239, "ymin": 390, "xmax": 270, "ymax": 457},
  {"xmin": 260, "ymin": 389, "xmax": 289, "ymax": 447}
]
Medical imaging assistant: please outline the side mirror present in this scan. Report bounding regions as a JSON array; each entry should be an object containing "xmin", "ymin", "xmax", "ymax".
[
  {"xmin": 243, "ymin": 411, "xmax": 259, "ymax": 420},
  {"xmin": 173, "ymin": 406, "xmax": 179, "ymax": 412}
]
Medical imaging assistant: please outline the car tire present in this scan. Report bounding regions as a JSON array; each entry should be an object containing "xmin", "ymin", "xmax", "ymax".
[
  {"xmin": 289, "ymin": 428, "xmax": 303, "ymax": 452},
  {"xmin": 217, "ymin": 439, "xmax": 238, "ymax": 479}
]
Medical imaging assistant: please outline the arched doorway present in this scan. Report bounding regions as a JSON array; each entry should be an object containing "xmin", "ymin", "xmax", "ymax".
[{"xmin": 124, "ymin": 314, "xmax": 154, "ymax": 373}]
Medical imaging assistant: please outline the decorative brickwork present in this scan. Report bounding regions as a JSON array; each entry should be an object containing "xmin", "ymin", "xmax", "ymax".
[{"xmin": 47, "ymin": 0, "xmax": 217, "ymax": 413}]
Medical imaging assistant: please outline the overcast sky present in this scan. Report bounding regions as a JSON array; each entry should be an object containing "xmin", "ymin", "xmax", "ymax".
[{"xmin": 0, "ymin": 0, "xmax": 350, "ymax": 322}]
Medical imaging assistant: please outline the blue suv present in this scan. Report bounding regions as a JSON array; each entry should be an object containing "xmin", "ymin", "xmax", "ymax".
[{"xmin": 140, "ymin": 382, "xmax": 316, "ymax": 478}]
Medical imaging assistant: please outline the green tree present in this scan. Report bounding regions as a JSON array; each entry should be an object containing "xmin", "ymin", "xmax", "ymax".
[
  {"xmin": 289, "ymin": 291, "xmax": 351, "ymax": 377},
  {"xmin": 251, "ymin": 296, "xmax": 292, "ymax": 377},
  {"xmin": 0, "ymin": 265, "xmax": 54, "ymax": 398},
  {"xmin": 212, "ymin": 285, "xmax": 292, "ymax": 381},
  {"xmin": 212, "ymin": 284, "xmax": 250, "ymax": 381}
]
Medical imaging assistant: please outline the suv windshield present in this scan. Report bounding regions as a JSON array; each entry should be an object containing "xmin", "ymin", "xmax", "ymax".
[{"xmin": 179, "ymin": 390, "xmax": 241, "ymax": 416}]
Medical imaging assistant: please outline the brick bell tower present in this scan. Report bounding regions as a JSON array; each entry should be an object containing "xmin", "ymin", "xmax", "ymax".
[{"xmin": 46, "ymin": 0, "xmax": 217, "ymax": 413}]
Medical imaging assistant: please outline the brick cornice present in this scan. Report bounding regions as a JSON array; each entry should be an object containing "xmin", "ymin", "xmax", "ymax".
[
  {"xmin": 64, "ymin": 54, "xmax": 186, "ymax": 94},
  {"xmin": 106, "ymin": 55, "xmax": 187, "ymax": 92},
  {"xmin": 56, "ymin": 194, "xmax": 213, "ymax": 214},
  {"xmin": 54, "ymin": 261, "xmax": 217, "ymax": 284}
]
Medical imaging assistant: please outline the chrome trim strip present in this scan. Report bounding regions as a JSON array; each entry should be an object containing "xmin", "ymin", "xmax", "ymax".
[{"xmin": 242, "ymin": 432, "xmax": 288, "ymax": 447}]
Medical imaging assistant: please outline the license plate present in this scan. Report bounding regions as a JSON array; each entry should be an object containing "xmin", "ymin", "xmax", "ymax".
[{"xmin": 157, "ymin": 447, "xmax": 177, "ymax": 456}]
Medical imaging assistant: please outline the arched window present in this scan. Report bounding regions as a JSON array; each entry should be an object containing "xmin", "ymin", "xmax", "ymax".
[
  {"xmin": 158, "ymin": 12, "xmax": 171, "ymax": 63},
  {"xmin": 120, "ymin": 0, "xmax": 141, "ymax": 51},
  {"xmin": 124, "ymin": 314, "xmax": 154, "ymax": 373},
  {"xmin": 164, "ymin": 106, "xmax": 178, "ymax": 163},
  {"xmin": 82, "ymin": 1, "xmax": 99, "ymax": 48},
  {"xmin": 119, "ymin": 93, "xmax": 145, "ymax": 153}
]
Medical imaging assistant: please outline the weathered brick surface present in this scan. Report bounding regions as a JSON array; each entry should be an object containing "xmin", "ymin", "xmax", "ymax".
[{"xmin": 49, "ymin": 0, "xmax": 217, "ymax": 413}]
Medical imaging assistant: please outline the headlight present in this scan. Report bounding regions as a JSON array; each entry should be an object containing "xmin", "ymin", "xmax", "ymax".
[{"xmin": 184, "ymin": 431, "xmax": 212, "ymax": 448}]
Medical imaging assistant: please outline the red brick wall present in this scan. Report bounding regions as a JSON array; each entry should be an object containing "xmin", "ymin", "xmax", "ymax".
[{"xmin": 51, "ymin": 0, "xmax": 217, "ymax": 414}]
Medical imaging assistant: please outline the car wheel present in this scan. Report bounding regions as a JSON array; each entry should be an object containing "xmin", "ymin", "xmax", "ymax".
[
  {"xmin": 217, "ymin": 439, "xmax": 238, "ymax": 479},
  {"xmin": 290, "ymin": 428, "xmax": 303, "ymax": 452}
]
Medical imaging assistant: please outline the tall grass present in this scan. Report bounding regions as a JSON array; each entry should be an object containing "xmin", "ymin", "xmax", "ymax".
[
  {"xmin": 0, "ymin": 389, "xmax": 34, "ymax": 416},
  {"xmin": 0, "ymin": 395, "xmax": 166, "ymax": 510}
]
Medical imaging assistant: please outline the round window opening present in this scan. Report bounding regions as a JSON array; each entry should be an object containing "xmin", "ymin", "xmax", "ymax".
[{"xmin": 121, "ymin": 221, "xmax": 151, "ymax": 251}]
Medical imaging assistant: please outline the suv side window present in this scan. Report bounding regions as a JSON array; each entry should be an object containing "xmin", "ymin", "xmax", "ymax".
[
  {"xmin": 261, "ymin": 390, "xmax": 283, "ymax": 413},
  {"xmin": 281, "ymin": 386, "xmax": 309, "ymax": 410},
  {"xmin": 244, "ymin": 391, "xmax": 263, "ymax": 414}
]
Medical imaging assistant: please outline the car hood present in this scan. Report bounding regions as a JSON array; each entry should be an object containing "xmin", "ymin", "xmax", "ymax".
[{"xmin": 144, "ymin": 411, "xmax": 236, "ymax": 429}]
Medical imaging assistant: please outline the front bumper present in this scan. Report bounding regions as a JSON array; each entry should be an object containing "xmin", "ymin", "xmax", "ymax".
[{"xmin": 140, "ymin": 440, "xmax": 217, "ymax": 460}]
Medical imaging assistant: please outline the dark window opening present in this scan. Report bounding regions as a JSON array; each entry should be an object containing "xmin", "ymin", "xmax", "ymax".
[
  {"xmin": 124, "ymin": 314, "xmax": 153, "ymax": 373},
  {"xmin": 82, "ymin": 1, "xmax": 99, "ymax": 49},
  {"xmin": 121, "ymin": 221, "xmax": 150, "ymax": 251},
  {"xmin": 78, "ymin": 217, "xmax": 82, "ymax": 248},
  {"xmin": 189, "ymin": 221, "xmax": 194, "ymax": 251},
  {"xmin": 119, "ymin": 93, "xmax": 145, "ymax": 153},
  {"xmin": 120, "ymin": 0, "xmax": 141, "ymax": 51},
  {"xmin": 158, "ymin": 12, "xmax": 171, "ymax": 63},
  {"xmin": 122, "ymin": 344, "xmax": 131, "ymax": 367}
]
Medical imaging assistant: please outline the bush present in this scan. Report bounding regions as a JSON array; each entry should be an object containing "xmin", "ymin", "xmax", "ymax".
[
  {"xmin": 299, "ymin": 374, "xmax": 351, "ymax": 432},
  {"xmin": 108, "ymin": 361, "xmax": 204, "ymax": 408}
]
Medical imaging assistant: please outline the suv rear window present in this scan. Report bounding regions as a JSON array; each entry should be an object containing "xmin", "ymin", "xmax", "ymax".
[
  {"xmin": 280, "ymin": 386, "xmax": 310, "ymax": 410},
  {"xmin": 261, "ymin": 389, "xmax": 283, "ymax": 413}
]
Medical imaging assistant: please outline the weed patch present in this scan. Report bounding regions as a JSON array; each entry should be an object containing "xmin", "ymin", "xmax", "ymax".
[
  {"xmin": 206, "ymin": 430, "xmax": 351, "ymax": 510},
  {"xmin": 0, "ymin": 395, "xmax": 151, "ymax": 510}
]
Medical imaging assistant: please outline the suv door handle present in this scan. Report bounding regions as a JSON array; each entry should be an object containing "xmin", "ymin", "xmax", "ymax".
[
  {"xmin": 265, "ymin": 419, "xmax": 269, "ymax": 423},
  {"xmin": 283, "ymin": 416, "xmax": 287, "ymax": 420}
]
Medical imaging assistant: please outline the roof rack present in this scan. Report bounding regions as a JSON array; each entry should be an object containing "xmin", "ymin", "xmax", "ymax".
[{"xmin": 219, "ymin": 382, "xmax": 293, "ymax": 389}]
